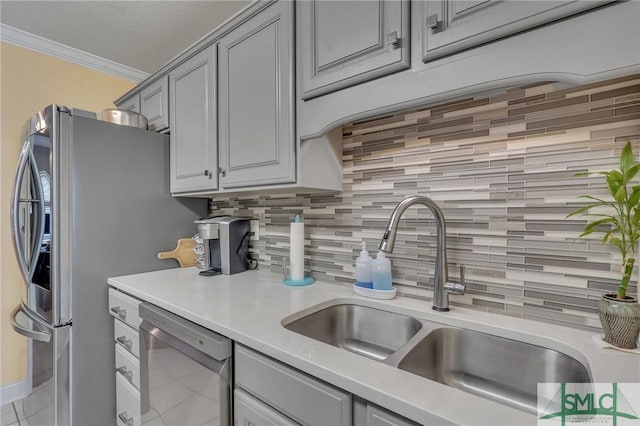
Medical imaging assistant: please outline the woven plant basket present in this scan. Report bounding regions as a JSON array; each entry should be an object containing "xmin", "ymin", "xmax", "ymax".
[{"xmin": 599, "ymin": 294, "xmax": 640, "ymax": 349}]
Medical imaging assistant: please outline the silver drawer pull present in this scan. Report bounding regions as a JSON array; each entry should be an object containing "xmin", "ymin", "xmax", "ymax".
[
  {"xmin": 110, "ymin": 306, "xmax": 127, "ymax": 319},
  {"xmin": 426, "ymin": 13, "xmax": 443, "ymax": 32},
  {"xmin": 116, "ymin": 365, "xmax": 134, "ymax": 382},
  {"xmin": 118, "ymin": 411, "xmax": 134, "ymax": 426},
  {"xmin": 387, "ymin": 31, "xmax": 400, "ymax": 47},
  {"xmin": 116, "ymin": 336, "xmax": 132, "ymax": 349}
]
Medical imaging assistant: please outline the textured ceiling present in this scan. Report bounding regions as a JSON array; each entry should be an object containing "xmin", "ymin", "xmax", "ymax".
[{"xmin": 0, "ymin": 1, "xmax": 251, "ymax": 74}]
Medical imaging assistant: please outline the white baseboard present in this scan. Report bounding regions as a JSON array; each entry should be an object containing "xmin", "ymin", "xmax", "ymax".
[{"xmin": 0, "ymin": 380, "xmax": 30, "ymax": 405}]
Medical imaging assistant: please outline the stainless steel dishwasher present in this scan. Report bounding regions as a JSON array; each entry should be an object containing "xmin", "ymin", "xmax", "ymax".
[{"xmin": 139, "ymin": 302, "xmax": 232, "ymax": 426}]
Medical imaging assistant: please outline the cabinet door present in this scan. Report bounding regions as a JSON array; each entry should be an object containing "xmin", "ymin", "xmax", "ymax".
[
  {"xmin": 218, "ymin": 1, "xmax": 295, "ymax": 189},
  {"xmin": 353, "ymin": 399, "xmax": 419, "ymax": 426},
  {"xmin": 366, "ymin": 404, "xmax": 419, "ymax": 426},
  {"xmin": 235, "ymin": 345, "xmax": 352, "ymax": 426},
  {"xmin": 299, "ymin": 0, "xmax": 410, "ymax": 99},
  {"xmin": 140, "ymin": 76, "xmax": 169, "ymax": 132},
  {"xmin": 117, "ymin": 94, "xmax": 140, "ymax": 113},
  {"xmin": 169, "ymin": 46, "xmax": 218, "ymax": 194},
  {"xmin": 234, "ymin": 389, "xmax": 300, "ymax": 426},
  {"xmin": 422, "ymin": 0, "xmax": 611, "ymax": 62}
]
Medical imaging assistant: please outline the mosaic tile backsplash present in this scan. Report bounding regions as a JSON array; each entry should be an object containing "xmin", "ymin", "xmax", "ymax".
[{"xmin": 210, "ymin": 74, "xmax": 640, "ymax": 331}]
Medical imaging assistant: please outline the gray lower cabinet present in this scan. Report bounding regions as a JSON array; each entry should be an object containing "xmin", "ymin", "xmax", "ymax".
[
  {"xmin": 353, "ymin": 398, "xmax": 419, "ymax": 426},
  {"xmin": 298, "ymin": 0, "xmax": 410, "ymax": 100},
  {"xmin": 139, "ymin": 76, "xmax": 169, "ymax": 132},
  {"xmin": 235, "ymin": 345, "xmax": 352, "ymax": 426},
  {"xmin": 422, "ymin": 0, "xmax": 611, "ymax": 62},
  {"xmin": 169, "ymin": 45, "xmax": 218, "ymax": 194},
  {"xmin": 218, "ymin": 0, "xmax": 295, "ymax": 189},
  {"xmin": 234, "ymin": 389, "xmax": 300, "ymax": 426}
]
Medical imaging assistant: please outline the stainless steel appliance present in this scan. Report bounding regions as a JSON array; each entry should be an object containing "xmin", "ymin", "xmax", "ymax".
[
  {"xmin": 194, "ymin": 216, "xmax": 253, "ymax": 276},
  {"xmin": 9, "ymin": 105, "xmax": 206, "ymax": 426},
  {"xmin": 139, "ymin": 303, "xmax": 232, "ymax": 425}
]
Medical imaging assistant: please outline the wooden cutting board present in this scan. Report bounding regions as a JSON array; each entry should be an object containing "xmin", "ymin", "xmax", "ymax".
[{"xmin": 157, "ymin": 238, "xmax": 199, "ymax": 267}]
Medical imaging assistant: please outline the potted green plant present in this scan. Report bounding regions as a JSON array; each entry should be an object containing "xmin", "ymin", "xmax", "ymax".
[{"xmin": 567, "ymin": 141, "xmax": 640, "ymax": 349}]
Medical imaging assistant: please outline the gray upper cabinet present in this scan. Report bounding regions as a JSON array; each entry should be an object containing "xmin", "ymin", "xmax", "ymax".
[
  {"xmin": 218, "ymin": 0, "xmax": 295, "ymax": 189},
  {"xmin": 422, "ymin": 0, "xmax": 611, "ymax": 62},
  {"xmin": 114, "ymin": 77, "xmax": 168, "ymax": 132},
  {"xmin": 299, "ymin": 0, "xmax": 410, "ymax": 100},
  {"xmin": 169, "ymin": 46, "xmax": 218, "ymax": 194},
  {"xmin": 140, "ymin": 76, "xmax": 169, "ymax": 132},
  {"xmin": 116, "ymin": 94, "xmax": 140, "ymax": 113}
]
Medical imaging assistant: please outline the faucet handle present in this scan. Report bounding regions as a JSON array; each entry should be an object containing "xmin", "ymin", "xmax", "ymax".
[{"xmin": 444, "ymin": 264, "xmax": 466, "ymax": 295}]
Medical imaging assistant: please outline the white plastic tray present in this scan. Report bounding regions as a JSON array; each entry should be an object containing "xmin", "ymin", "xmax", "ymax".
[{"xmin": 352, "ymin": 284, "xmax": 397, "ymax": 300}]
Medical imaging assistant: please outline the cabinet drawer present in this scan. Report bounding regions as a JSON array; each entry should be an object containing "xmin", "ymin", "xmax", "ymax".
[
  {"xmin": 109, "ymin": 288, "xmax": 142, "ymax": 329},
  {"xmin": 115, "ymin": 343, "xmax": 141, "ymax": 390},
  {"xmin": 235, "ymin": 345, "xmax": 351, "ymax": 426},
  {"xmin": 367, "ymin": 404, "xmax": 419, "ymax": 426},
  {"xmin": 114, "ymin": 319, "xmax": 140, "ymax": 358},
  {"xmin": 116, "ymin": 372, "xmax": 140, "ymax": 426},
  {"xmin": 234, "ymin": 389, "xmax": 300, "ymax": 426}
]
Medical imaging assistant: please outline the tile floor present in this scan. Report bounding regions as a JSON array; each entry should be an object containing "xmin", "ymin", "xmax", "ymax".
[
  {"xmin": 143, "ymin": 346, "xmax": 221, "ymax": 425},
  {"xmin": 3, "ymin": 346, "xmax": 222, "ymax": 426},
  {"xmin": 1, "ymin": 378, "xmax": 54, "ymax": 426}
]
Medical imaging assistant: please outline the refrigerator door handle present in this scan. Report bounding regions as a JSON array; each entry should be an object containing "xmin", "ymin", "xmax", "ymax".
[
  {"xmin": 11, "ymin": 302, "xmax": 52, "ymax": 343},
  {"xmin": 11, "ymin": 138, "xmax": 33, "ymax": 283},
  {"xmin": 26, "ymin": 148, "xmax": 46, "ymax": 281},
  {"xmin": 11, "ymin": 137, "xmax": 46, "ymax": 285}
]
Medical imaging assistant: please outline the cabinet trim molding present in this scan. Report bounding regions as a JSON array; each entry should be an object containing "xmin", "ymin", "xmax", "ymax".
[{"xmin": 1, "ymin": 23, "xmax": 148, "ymax": 83}]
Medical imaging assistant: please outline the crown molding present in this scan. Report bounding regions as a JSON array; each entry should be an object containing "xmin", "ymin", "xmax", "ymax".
[{"xmin": 0, "ymin": 24, "xmax": 148, "ymax": 82}]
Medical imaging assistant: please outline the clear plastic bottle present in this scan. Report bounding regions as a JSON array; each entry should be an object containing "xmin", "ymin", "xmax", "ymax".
[
  {"xmin": 355, "ymin": 242, "xmax": 373, "ymax": 288},
  {"xmin": 372, "ymin": 251, "xmax": 393, "ymax": 291}
]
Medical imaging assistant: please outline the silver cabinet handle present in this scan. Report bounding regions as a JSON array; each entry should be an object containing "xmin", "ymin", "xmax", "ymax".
[
  {"xmin": 116, "ymin": 336, "xmax": 132, "ymax": 349},
  {"xmin": 218, "ymin": 167, "xmax": 226, "ymax": 177},
  {"xmin": 387, "ymin": 31, "xmax": 400, "ymax": 47},
  {"xmin": 110, "ymin": 306, "xmax": 127, "ymax": 319},
  {"xmin": 426, "ymin": 14, "xmax": 443, "ymax": 32},
  {"xmin": 118, "ymin": 412, "xmax": 134, "ymax": 426},
  {"xmin": 116, "ymin": 366, "xmax": 134, "ymax": 382}
]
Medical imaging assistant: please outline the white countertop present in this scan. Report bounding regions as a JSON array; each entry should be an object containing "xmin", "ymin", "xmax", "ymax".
[{"xmin": 108, "ymin": 267, "xmax": 640, "ymax": 426}]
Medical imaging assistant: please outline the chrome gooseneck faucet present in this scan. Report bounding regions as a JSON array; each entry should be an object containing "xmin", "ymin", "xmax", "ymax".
[{"xmin": 379, "ymin": 195, "xmax": 465, "ymax": 311}]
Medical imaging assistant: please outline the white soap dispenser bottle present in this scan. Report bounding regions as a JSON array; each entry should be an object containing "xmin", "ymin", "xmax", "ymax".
[
  {"xmin": 372, "ymin": 251, "xmax": 393, "ymax": 291},
  {"xmin": 355, "ymin": 242, "xmax": 373, "ymax": 288}
]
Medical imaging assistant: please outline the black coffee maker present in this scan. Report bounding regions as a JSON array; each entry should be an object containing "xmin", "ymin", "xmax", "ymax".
[{"xmin": 194, "ymin": 216, "xmax": 252, "ymax": 276}]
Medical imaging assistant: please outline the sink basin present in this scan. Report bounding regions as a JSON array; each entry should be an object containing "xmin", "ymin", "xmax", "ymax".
[
  {"xmin": 283, "ymin": 304, "xmax": 422, "ymax": 361},
  {"xmin": 397, "ymin": 327, "xmax": 592, "ymax": 414}
]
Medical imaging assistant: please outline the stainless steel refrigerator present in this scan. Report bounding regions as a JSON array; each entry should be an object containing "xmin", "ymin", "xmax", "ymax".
[{"xmin": 9, "ymin": 105, "xmax": 206, "ymax": 426}]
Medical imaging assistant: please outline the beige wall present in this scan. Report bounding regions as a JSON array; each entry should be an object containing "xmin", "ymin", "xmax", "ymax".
[{"xmin": 1, "ymin": 42, "xmax": 136, "ymax": 385}]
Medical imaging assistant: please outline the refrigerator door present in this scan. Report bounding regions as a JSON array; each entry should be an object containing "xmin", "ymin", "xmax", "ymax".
[
  {"xmin": 11, "ymin": 105, "xmax": 60, "ymax": 325},
  {"xmin": 11, "ymin": 126, "xmax": 46, "ymax": 288},
  {"xmin": 10, "ymin": 303, "xmax": 70, "ymax": 426}
]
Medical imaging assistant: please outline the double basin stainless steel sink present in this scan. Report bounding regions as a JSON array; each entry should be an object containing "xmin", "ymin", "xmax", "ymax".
[{"xmin": 283, "ymin": 303, "xmax": 592, "ymax": 414}]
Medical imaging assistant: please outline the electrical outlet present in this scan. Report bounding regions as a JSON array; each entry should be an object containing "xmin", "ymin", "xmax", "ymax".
[{"xmin": 250, "ymin": 219, "xmax": 260, "ymax": 240}]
